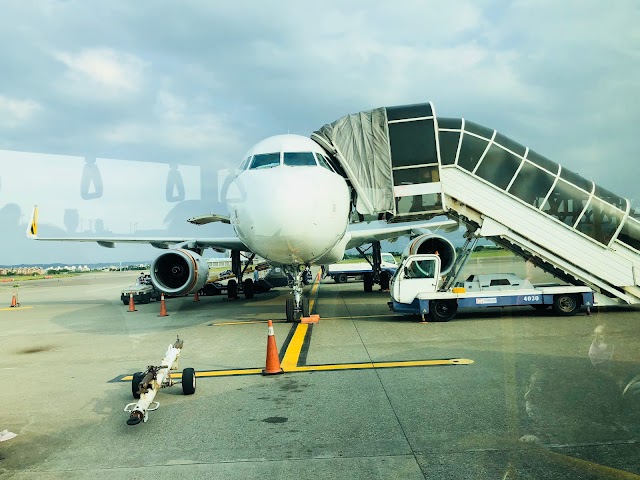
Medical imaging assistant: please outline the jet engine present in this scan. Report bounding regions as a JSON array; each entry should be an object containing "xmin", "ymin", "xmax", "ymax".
[
  {"xmin": 402, "ymin": 234, "xmax": 456, "ymax": 276},
  {"xmin": 151, "ymin": 249, "xmax": 210, "ymax": 296}
]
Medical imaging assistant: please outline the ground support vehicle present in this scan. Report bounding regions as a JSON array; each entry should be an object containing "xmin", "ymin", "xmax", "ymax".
[
  {"xmin": 327, "ymin": 253, "xmax": 398, "ymax": 291},
  {"xmin": 389, "ymin": 254, "xmax": 594, "ymax": 322},
  {"xmin": 125, "ymin": 336, "xmax": 195, "ymax": 425},
  {"xmin": 120, "ymin": 274, "xmax": 161, "ymax": 304},
  {"xmin": 199, "ymin": 263, "xmax": 280, "ymax": 298}
]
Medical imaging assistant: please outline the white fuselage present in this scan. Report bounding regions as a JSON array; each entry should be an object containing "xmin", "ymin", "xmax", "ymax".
[{"xmin": 224, "ymin": 134, "xmax": 351, "ymax": 266}]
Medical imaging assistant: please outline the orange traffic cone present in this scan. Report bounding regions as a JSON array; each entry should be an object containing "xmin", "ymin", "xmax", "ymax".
[
  {"xmin": 127, "ymin": 292, "xmax": 137, "ymax": 312},
  {"xmin": 193, "ymin": 291, "xmax": 200, "ymax": 302},
  {"xmin": 262, "ymin": 320, "xmax": 283, "ymax": 375},
  {"xmin": 10, "ymin": 292, "xmax": 18, "ymax": 308},
  {"xmin": 158, "ymin": 294, "xmax": 169, "ymax": 317}
]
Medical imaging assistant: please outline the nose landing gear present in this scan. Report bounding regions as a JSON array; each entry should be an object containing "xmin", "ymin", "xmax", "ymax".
[{"xmin": 285, "ymin": 265, "xmax": 311, "ymax": 322}]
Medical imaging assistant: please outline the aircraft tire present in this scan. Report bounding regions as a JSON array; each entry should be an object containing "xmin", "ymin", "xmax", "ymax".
[
  {"xmin": 131, "ymin": 371, "xmax": 144, "ymax": 399},
  {"xmin": 286, "ymin": 298, "xmax": 295, "ymax": 322},
  {"xmin": 363, "ymin": 273, "xmax": 373, "ymax": 292},
  {"xmin": 380, "ymin": 271, "xmax": 391, "ymax": 291},
  {"xmin": 552, "ymin": 294, "xmax": 580, "ymax": 316},
  {"xmin": 244, "ymin": 279, "xmax": 255, "ymax": 299},
  {"xmin": 302, "ymin": 298, "xmax": 310, "ymax": 317},
  {"xmin": 182, "ymin": 368, "xmax": 196, "ymax": 395},
  {"xmin": 429, "ymin": 300, "xmax": 457, "ymax": 322},
  {"xmin": 227, "ymin": 280, "xmax": 238, "ymax": 299}
]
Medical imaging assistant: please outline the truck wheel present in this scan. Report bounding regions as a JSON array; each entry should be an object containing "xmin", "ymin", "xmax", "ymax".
[
  {"xmin": 552, "ymin": 294, "xmax": 580, "ymax": 316},
  {"xmin": 182, "ymin": 368, "xmax": 196, "ymax": 395},
  {"xmin": 285, "ymin": 298, "xmax": 295, "ymax": 322},
  {"xmin": 429, "ymin": 300, "xmax": 457, "ymax": 322},
  {"xmin": 337, "ymin": 273, "xmax": 347, "ymax": 284},
  {"xmin": 227, "ymin": 280, "xmax": 238, "ymax": 299},
  {"xmin": 131, "ymin": 371, "xmax": 144, "ymax": 399},
  {"xmin": 244, "ymin": 279, "xmax": 255, "ymax": 299},
  {"xmin": 380, "ymin": 271, "xmax": 391, "ymax": 291},
  {"xmin": 363, "ymin": 273, "xmax": 373, "ymax": 292}
]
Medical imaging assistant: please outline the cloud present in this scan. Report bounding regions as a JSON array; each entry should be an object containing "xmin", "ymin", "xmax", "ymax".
[
  {"xmin": 0, "ymin": 95, "xmax": 41, "ymax": 128},
  {"xmin": 53, "ymin": 47, "xmax": 147, "ymax": 97}
]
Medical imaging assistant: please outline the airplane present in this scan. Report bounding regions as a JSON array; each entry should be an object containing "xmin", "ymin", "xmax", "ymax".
[{"xmin": 27, "ymin": 133, "xmax": 458, "ymax": 322}]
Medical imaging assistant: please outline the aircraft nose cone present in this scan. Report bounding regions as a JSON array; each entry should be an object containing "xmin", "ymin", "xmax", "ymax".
[{"xmin": 228, "ymin": 167, "xmax": 350, "ymax": 264}]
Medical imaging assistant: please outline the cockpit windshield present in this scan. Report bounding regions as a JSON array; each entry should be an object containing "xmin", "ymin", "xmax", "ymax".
[
  {"xmin": 249, "ymin": 153, "xmax": 281, "ymax": 169},
  {"xmin": 283, "ymin": 152, "xmax": 317, "ymax": 167}
]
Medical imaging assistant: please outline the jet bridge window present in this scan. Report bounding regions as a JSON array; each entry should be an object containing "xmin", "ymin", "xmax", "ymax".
[
  {"xmin": 457, "ymin": 133, "xmax": 489, "ymax": 172},
  {"xmin": 438, "ymin": 130, "xmax": 461, "ymax": 166},
  {"xmin": 250, "ymin": 153, "xmax": 281, "ymax": 169},
  {"xmin": 618, "ymin": 217, "xmax": 640, "ymax": 252},
  {"xmin": 575, "ymin": 197, "xmax": 624, "ymax": 245},
  {"xmin": 541, "ymin": 180, "xmax": 590, "ymax": 227},
  {"xmin": 474, "ymin": 144, "xmax": 522, "ymax": 190},
  {"xmin": 508, "ymin": 161, "xmax": 555, "ymax": 207},
  {"xmin": 283, "ymin": 152, "xmax": 318, "ymax": 167}
]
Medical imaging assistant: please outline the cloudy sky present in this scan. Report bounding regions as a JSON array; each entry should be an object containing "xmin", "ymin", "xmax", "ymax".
[{"xmin": 0, "ymin": 0, "xmax": 638, "ymax": 265}]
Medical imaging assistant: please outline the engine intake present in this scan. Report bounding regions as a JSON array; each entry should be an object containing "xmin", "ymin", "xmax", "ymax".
[
  {"xmin": 403, "ymin": 234, "xmax": 456, "ymax": 276},
  {"xmin": 151, "ymin": 249, "xmax": 210, "ymax": 296}
]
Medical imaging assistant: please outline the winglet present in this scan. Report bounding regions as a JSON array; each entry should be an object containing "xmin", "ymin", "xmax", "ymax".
[{"xmin": 27, "ymin": 205, "xmax": 38, "ymax": 238}]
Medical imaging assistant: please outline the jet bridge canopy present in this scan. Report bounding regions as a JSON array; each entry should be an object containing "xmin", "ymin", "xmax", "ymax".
[{"xmin": 312, "ymin": 102, "xmax": 445, "ymax": 219}]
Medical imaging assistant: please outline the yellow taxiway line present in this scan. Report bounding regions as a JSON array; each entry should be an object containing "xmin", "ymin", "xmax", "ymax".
[
  {"xmin": 0, "ymin": 306, "xmax": 33, "ymax": 311},
  {"xmin": 281, "ymin": 323, "xmax": 309, "ymax": 370},
  {"xmin": 117, "ymin": 358, "xmax": 473, "ymax": 382}
]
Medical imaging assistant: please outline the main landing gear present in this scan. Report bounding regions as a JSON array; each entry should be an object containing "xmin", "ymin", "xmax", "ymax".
[
  {"xmin": 228, "ymin": 250, "xmax": 257, "ymax": 300},
  {"xmin": 357, "ymin": 241, "xmax": 391, "ymax": 293},
  {"xmin": 285, "ymin": 265, "xmax": 310, "ymax": 322}
]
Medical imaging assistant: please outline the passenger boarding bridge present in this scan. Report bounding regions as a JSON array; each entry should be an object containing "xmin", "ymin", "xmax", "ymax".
[{"xmin": 312, "ymin": 102, "xmax": 640, "ymax": 305}]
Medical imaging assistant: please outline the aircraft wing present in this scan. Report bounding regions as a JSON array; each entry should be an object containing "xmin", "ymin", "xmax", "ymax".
[
  {"xmin": 344, "ymin": 218, "xmax": 458, "ymax": 250},
  {"xmin": 26, "ymin": 206, "xmax": 249, "ymax": 252}
]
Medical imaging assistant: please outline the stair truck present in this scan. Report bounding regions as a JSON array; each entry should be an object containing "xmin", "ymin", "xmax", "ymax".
[{"xmin": 389, "ymin": 253, "xmax": 594, "ymax": 322}]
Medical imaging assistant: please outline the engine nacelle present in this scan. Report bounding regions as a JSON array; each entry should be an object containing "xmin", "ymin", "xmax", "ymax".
[
  {"xmin": 151, "ymin": 249, "xmax": 210, "ymax": 296},
  {"xmin": 402, "ymin": 234, "xmax": 456, "ymax": 276}
]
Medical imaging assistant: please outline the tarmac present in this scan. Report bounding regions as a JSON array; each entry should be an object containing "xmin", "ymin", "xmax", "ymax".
[{"xmin": 1, "ymin": 257, "xmax": 639, "ymax": 479}]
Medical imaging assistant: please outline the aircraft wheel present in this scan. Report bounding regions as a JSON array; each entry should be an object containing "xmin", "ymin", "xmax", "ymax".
[
  {"xmin": 552, "ymin": 294, "xmax": 580, "ymax": 316},
  {"xmin": 244, "ymin": 279, "xmax": 255, "ymax": 299},
  {"xmin": 380, "ymin": 271, "xmax": 391, "ymax": 291},
  {"xmin": 182, "ymin": 368, "xmax": 196, "ymax": 395},
  {"xmin": 302, "ymin": 298, "xmax": 310, "ymax": 317},
  {"xmin": 429, "ymin": 300, "xmax": 457, "ymax": 322},
  {"xmin": 285, "ymin": 298, "xmax": 295, "ymax": 322},
  {"xmin": 227, "ymin": 280, "xmax": 238, "ymax": 299},
  {"xmin": 131, "ymin": 371, "xmax": 144, "ymax": 399},
  {"xmin": 122, "ymin": 299, "xmax": 129, "ymax": 305},
  {"xmin": 363, "ymin": 273, "xmax": 373, "ymax": 292}
]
